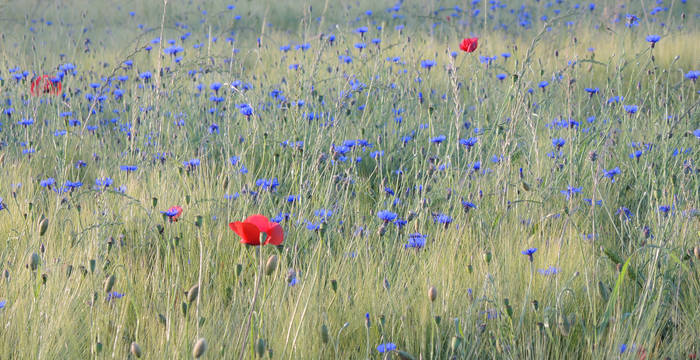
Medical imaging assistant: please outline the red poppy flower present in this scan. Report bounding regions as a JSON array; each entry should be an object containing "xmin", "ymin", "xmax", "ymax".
[
  {"xmin": 229, "ymin": 214, "xmax": 284, "ymax": 246},
  {"xmin": 459, "ymin": 38, "xmax": 478, "ymax": 53},
  {"xmin": 30, "ymin": 75, "xmax": 62, "ymax": 96},
  {"xmin": 162, "ymin": 206, "xmax": 183, "ymax": 222}
]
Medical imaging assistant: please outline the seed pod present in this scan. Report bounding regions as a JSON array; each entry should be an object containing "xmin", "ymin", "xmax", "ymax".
[
  {"xmin": 104, "ymin": 274, "xmax": 116, "ymax": 293},
  {"xmin": 130, "ymin": 342, "xmax": 142, "ymax": 358},
  {"xmin": 192, "ymin": 338, "xmax": 207, "ymax": 358},
  {"xmin": 320, "ymin": 324, "xmax": 329, "ymax": 344},
  {"xmin": 265, "ymin": 255, "xmax": 278, "ymax": 276},
  {"xmin": 330, "ymin": 279, "xmax": 337, "ymax": 292},
  {"xmin": 38, "ymin": 217, "xmax": 49, "ymax": 236},
  {"xmin": 187, "ymin": 284, "xmax": 199, "ymax": 304},
  {"xmin": 557, "ymin": 313, "xmax": 571, "ymax": 336},
  {"xmin": 428, "ymin": 286, "xmax": 437, "ymax": 302},
  {"xmin": 255, "ymin": 338, "xmax": 266, "ymax": 357},
  {"xmin": 29, "ymin": 252, "xmax": 41, "ymax": 271}
]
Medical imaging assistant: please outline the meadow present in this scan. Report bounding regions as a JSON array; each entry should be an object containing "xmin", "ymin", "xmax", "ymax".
[{"xmin": 0, "ymin": 0, "xmax": 698, "ymax": 358}]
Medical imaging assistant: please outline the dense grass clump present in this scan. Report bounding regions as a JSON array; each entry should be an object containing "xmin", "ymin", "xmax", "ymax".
[{"xmin": 0, "ymin": 0, "xmax": 698, "ymax": 358}]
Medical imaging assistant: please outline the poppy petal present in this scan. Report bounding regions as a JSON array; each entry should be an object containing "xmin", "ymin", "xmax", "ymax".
[
  {"xmin": 263, "ymin": 222, "xmax": 284, "ymax": 246},
  {"xmin": 229, "ymin": 221, "xmax": 261, "ymax": 245},
  {"xmin": 244, "ymin": 214, "xmax": 272, "ymax": 232}
]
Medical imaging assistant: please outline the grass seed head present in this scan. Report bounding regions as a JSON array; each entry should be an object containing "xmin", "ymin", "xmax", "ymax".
[{"xmin": 187, "ymin": 284, "xmax": 199, "ymax": 304}]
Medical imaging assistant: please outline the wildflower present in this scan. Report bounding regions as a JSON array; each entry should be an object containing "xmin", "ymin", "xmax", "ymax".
[
  {"xmin": 460, "ymin": 137, "xmax": 478, "ymax": 149},
  {"xmin": 106, "ymin": 291, "xmax": 125, "ymax": 301},
  {"xmin": 120, "ymin": 165, "xmax": 138, "ymax": 172},
  {"xmin": 459, "ymin": 37, "xmax": 478, "ymax": 52},
  {"xmin": 0, "ymin": 300, "xmax": 5, "ymax": 309},
  {"xmin": 431, "ymin": 135, "xmax": 446, "ymax": 143},
  {"xmin": 602, "ymin": 167, "xmax": 621, "ymax": 183},
  {"xmin": 521, "ymin": 248, "xmax": 537, "ymax": 262},
  {"xmin": 623, "ymin": 105, "xmax": 638, "ymax": 114},
  {"xmin": 560, "ymin": 186, "xmax": 582, "ymax": 200},
  {"xmin": 378, "ymin": 210, "xmax": 397, "ymax": 222},
  {"xmin": 377, "ymin": 343, "xmax": 397, "ymax": 353},
  {"xmin": 30, "ymin": 75, "xmax": 62, "ymax": 96},
  {"xmin": 161, "ymin": 206, "xmax": 183, "ymax": 222},
  {"xmin": 0, "ymin": 198, "xmax": 5, "ymax": 211},
  {"xmin": 421, "ymin": 60, "xmax": 436, "ymax": 69},
  {"xmin": 538, "ymin": 266, "xmax": 560, "ymax": 275},
  {"xmin": 645, "ymin": 35, "xmax": 660, "ymax": 48},
  {"xmin": 405, "ymin": 233, "xmax": 426, "ymax": 249},
  {"xmin": 229, "ymin": 214, "xmax": 284, "ymax": 246}
]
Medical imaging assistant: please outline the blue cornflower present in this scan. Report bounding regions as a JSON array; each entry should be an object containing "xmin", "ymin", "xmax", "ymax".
[
  {"xmin": 584, "ymin": 87, "xmax": 599, "ymax": 95},
  {"xmin": 623, "ymin": 105, "xmax": 638, "ymax": 114},
  {"xmin": 120, "ymin": 165, "xmax": 138, "ymax": 172},
  {"xmin": 521, "ymin": 248, "xmax": 537, "ymax": 262},
  {"xmin": 460, "ymin": 137, "xmax": 478, "ymax": 149},
  {"xmin": 433, "ymin": 213, "xmax": 453, "ymax": 225},
  {"xmin": 139, "ymin": 71, "xmax": 152, "ymax": 81},
  {"xmin": 603, "ymin": 167, "xmax": 621, "ymax": 182},
  {"xmin": 183, "ymin": 159, "xmax": 200, "ymax": 169},
  {"xmin": 538, "ymin": 266, "xmax": 560, "ymax": 275},
  {"xmin": 552, "ymin": 138, "xmax": 566, "ymax": 149},
  {"xmin": 421, "ymin": 60, "xmax": 436, "ymax": 69},
  {"xmin": 106, "ymin": 291, "xmax": 125, "ymax": 301},
  {"xmin": 377, "ymin": 343, "xmax": 397, "ymax": 353},
  {"xmin": 40, "ymin": 178, "xmax": 55, "ymax": 188},
  {"xmin": 685, "ymin": 71, "xmax": 699, "ymax": 81},
  {"xmin": 210, "ymin": 82, "xmax": 222, "ymax": 93},
  {"xmin": 496, "ymin": 73, "xmax": 507, "ymax": 80},
  {"xmin": 619, "ymin": 344, "xmax": 627, "ymax": 354},
  {"xmin": 355, "ymin": 26, "xmax": 368, "ymax": 34},
  {"xmin": 0, "ymin": 198, "xmax": 5, "ymax": 211},
  {"xmin": 354, "ymin": 42, "xmax": 366, "ymax": 50},
  {"xmin": 378, "ymin": 210, "xmax": 397, "ymax": 222},
  {"xmin": 646, "ymin": 35, "xmax": 660, "ymax": 47},
  {"xmin": 693, "ymin": 129, "xmax": 700, "ymax": 139},
  {"xmin": 538, "ymin": 81, "xmax": 549, "ymax": 89},
  {"xmin": 560, "ymin": 186, "xmax": 582, "ymax": 200},
  {"xmin": 462, "ymin": 201, "xmax": 477, "ymax": 212},
  {"xmin": 659, "ymin": 205, "xmax": 671, "ymax": 214},
  {"xmin": 405, "ymin": 233, "xmax": 426, "ymax": 249},
  {"xmin": 431, "ymin": 135, "xmax": 446, "ymax": 143},
  {"xmin": 239, "ymin": 104, "xmax": 253, "ymax": 117},
  {"xmin": 616, "ymin": 207, "xmax": 633, "ymax": 220}
]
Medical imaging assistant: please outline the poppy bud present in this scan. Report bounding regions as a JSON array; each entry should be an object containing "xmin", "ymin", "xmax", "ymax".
[
  {"xmin": 130, "ymin": 342, "xmax": 142, "ymax": 358},
  {"xmin": 158, "ymin": 313, "xmax": 167, "ymax": 326},
  {"xmin": 428, "ymin": 286, "xmax": 437, "ymax": 302},
  {"xmin": 383, "ymin": 278, "xmax": 390, "ymax": 292},
  {"xmin": 255, "ymin": 338, "xmax": 266, "ymax": 357},
  {"xmin": 265, "ymin": 255, "xmax": 278, "ymax": 276},
  {"xmin": 483, "ymin": 251, "xmax": 492, "ymax": 264},
  {"xmin": 531, "ymin": 300, "xmax": 539, "ymax": 311},
  {"xmin": 192, "ymin": 338, "xmax": 207, "ymax": 358},
  {"xmin": 320, "ymin": 324, "xmax": 329, "ymax": 344},
  {"xmin": 104, "ymin": 274, "xmax": 116, "ymax": 293},
  {"xmin": 29, "ymin": 252, "xmax": 41, "ymax": 271},
  {"xmin": 467, "ymin": 264, "xmax": 473, "ymax": 274},
  {"xmin": 557, "ymin": 313, "xmax": 570, "ymax": 336},
  {"xmin": 181, "ymin": 301, "xmax": 188, "ymax": 316},
  {"xmin": 38, "ymin": 216, "xmax": 49, "ymax": 236},
  {"xmin": 450, "ymin": 336, "xmax": 463, "ymax": 352},
  {"xmin": 187, "ymin": 284, "xmax": 199, "ymax": 304},
  {"xmin": 330, "ymin": 279, "xmax": 338, "ymax": 292},
  {"xmin": 65, "ymin": 265, "xmax": 73, "ymax": 278}
]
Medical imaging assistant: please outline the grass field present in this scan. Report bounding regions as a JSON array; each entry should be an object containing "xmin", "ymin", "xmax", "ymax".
[{"xmin": 0, "ymin": 0, "xmax": 699, "ymax": 358}]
